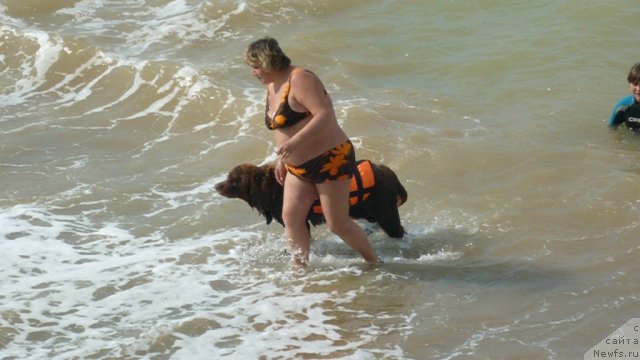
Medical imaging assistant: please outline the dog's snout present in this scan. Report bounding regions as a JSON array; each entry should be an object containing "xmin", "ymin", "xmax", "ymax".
[{"xmin": 214, "ymin": 181, "xmax": 224, "ymax": 193}]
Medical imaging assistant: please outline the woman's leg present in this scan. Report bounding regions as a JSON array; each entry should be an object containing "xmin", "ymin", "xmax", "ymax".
[
  {"xmin": 316, "ymin": 179, "xmax": 379, "ymax": 263},
  {"xmin": 282, "ymin": 174, "xmax": 318, "ymax": 266}
]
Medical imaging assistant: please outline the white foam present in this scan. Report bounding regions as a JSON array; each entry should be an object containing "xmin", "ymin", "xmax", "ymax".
[
  {"xmin": 134, "ymin": 65, "xmax": 215, "ymax": 154},
  {"xmin": 0, "ymin": 28, "xmax": 63, "ymax": 107},
  {"xmin": 56, "ymin": 0, "xmax": 105, "ymax": 21},
  {"xmin": 67, "ymin": 0, "xmax": 247, "ymax": 57},
  {"xmin": 1, "ymin": 193, "xmax": 436, "ymax": 359},
  {"xmin": 52, "ymin": 54, "xmax": 115, "ymax": 108},
  {"xmin": 1, "ymin": 203, "xmax": 276, "ymax": 358},
  {"xmin": 84, "ymin": 62, "xmax": 145, "ymax": 116},
  {"xmin": 124, "ymin": 83, "xmax": 179, "ymax": 120}
]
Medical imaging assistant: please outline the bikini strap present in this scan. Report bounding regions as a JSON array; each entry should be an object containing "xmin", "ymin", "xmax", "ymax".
[{"xmin": 290, "ymin": 68, "xmax": 328, "ymax": 95}]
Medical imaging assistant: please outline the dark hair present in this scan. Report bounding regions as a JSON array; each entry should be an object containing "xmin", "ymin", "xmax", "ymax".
[
  {"xmin": 244, "ymin": 37, "xmax": 291, "ymax": 73},
  {"xmin": 627, "ymin": 63, "xmax": 640, "ymax": 84}
]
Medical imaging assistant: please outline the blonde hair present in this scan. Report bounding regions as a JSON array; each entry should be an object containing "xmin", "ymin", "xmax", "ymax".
[{"xmin": 244, "ymin": 37, "xmax": 291, "ymax": 73}]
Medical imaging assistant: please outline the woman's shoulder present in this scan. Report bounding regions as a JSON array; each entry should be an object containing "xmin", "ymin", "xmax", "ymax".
[
  {"xmin": 292, "ymin": 65, "xmax": 326, "ymax": 81},
  {"xmin": 289, "ymin": 67, "xmax": 324, "ymax": 92}
]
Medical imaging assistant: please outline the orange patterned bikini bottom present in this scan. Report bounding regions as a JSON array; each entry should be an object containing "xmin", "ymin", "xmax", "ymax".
[{"xmin": 285, "ymin": 140, "xmax": 356, "ymax": 184}]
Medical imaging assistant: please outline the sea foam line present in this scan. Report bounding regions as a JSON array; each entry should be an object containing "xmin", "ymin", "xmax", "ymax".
[{"xmin": 0, "ymin": 28, "xmax": 62, "ymax": 107}]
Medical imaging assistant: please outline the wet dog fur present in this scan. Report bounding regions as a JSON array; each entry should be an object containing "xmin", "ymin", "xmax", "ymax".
[{"xmin": 215, "ymin": 161, "xmax": 407, "ymax": 238}]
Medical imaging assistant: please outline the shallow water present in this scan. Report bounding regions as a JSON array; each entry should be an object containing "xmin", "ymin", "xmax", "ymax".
[{"xmin": 1, "ymin": 1, "xmax": 639, "ymax": 359}]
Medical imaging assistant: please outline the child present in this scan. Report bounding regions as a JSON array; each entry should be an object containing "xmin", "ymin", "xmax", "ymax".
[{"xmin": 609, "ymin": 63, "xmax": 640, "ymax": 131}]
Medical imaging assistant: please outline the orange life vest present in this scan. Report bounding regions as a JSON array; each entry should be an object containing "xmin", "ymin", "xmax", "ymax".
[{"xmin": 311, "ymin": 160, "xmax": 375, "ymax": 215}]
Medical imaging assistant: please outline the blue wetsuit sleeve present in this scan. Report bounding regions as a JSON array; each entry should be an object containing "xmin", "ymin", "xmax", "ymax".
[{"xmin": 609, "ymin": 95, "xmax": 634, "ymax": 127}]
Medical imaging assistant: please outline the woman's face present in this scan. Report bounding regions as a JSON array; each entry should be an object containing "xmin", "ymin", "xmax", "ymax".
[{"xmin": 251, "ymin": 65, "xmax": 271, "ymax": 85}]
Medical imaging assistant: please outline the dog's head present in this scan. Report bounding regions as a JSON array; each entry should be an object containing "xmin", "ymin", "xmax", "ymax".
[
  {"xmin": 215, "ymin": 164, "xmax": 262, "ymax": 201},
  {"xmin": 215, "ymin": 163, "xmax": 280, "ymax": 224}
]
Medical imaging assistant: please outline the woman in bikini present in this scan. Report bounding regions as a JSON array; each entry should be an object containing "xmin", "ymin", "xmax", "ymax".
[{"xmin": 244, "ymin": 37, "xmax": 379, "ymax": 266}]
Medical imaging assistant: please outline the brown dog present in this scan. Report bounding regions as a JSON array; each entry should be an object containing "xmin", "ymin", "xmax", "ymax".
[{"xmin": 215, "ymin": 160, "xmax": 407, "ymax": 238}]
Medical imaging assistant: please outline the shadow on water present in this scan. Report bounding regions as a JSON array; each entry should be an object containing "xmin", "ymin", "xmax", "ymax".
[{"xmin": 377, "ymin": 227, "xmax": 572, "ymax": 291}]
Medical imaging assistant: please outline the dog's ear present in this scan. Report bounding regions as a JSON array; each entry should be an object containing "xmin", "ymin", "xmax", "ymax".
[
  {"xmin": 251, "ymin": 167, "xmax": 272, "ymax": 205},
  {"xmin": 240, "ymin": 163, "xmax": 281, "ymax": 225},
  {"xmin": 248, "ymin": 170, "xmax": 265, "ymax": 205},
  {"xmin": 247, "ymin": 166, "xmax": 274, "ymax": 215}
]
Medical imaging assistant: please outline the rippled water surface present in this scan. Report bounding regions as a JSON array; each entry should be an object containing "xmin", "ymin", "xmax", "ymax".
[{"xmin": 1, "ymin": 1, "xmax": 639, "ymax": 359}]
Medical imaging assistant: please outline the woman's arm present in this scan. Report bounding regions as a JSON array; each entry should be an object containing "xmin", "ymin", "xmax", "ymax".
[{"xmin": 276, "ymin": 70, "xmax": 336, "ymax": 161}]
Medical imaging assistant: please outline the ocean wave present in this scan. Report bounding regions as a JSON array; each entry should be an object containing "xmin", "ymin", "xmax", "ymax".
[{"xmin": 1, "ymin": 202, "xmax": 439, "ymax": 359}]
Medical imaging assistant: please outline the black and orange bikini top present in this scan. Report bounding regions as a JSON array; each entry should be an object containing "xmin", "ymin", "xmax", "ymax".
[{"xmin": 264, "ymin": 70, "xmax": 325, "ymax": 130}]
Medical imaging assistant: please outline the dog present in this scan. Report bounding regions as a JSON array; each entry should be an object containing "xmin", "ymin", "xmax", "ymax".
[{"xmin": 215, "ymin": 160, "xmax": 408, "ymax": 238}]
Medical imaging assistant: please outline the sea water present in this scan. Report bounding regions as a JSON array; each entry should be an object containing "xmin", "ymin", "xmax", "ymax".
[{"xmin": 1, "ymin": 1, "xmax": 639, "ymax": 359}]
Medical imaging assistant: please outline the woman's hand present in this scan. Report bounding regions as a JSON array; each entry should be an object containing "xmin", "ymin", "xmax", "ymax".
[
  {"xmin": 275, "ymin": 140, "xmax": 297, "ymax": 163},
  {"xmin": 275, "ymin": 159, "xmax": 287, "ymax": 186}
]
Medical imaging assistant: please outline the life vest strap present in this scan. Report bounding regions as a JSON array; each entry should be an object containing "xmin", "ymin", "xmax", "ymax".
[
  {"xmin": 353, "ymin": 160, "xmax": 365, "ymax": 205},
  {"xmin": 311, "ymin": 160, "xmax": 375, "ymax": 215}
]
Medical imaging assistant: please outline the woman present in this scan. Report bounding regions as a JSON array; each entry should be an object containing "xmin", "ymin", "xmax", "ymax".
[
  {"xmin": 244, "ymin": 37, "xmax": 379, "ymax": 266},
  {"xmin": 609, "ymin": 62, "xmax": 640, "ymax": 131}
]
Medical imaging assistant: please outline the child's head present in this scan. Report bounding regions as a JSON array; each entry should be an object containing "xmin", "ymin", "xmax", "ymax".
[{"xmin": 627, "ymin": 63, "xmax": 640, "ymax": 85}]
